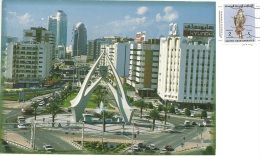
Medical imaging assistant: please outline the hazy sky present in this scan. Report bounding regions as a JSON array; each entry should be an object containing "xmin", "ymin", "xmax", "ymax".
[{"xmin": 2, "ymin": 0, "xmax": 216, "ymax": 45}]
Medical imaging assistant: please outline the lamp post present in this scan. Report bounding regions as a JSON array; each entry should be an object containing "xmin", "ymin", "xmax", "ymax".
[
  {"xmin": 201, "ymin": 128, "xmax": 203, "ymax": 143},
  {"xmin": 131, "ymin": 110, "xmax": 135, "ymax": 154},
  {"xmin": 81, "ymin": 121, "xmax": 84, "ymax": 150},
  {"xmin": 102, "ymin": 110, "xmax": 104, "ymax": 149}
]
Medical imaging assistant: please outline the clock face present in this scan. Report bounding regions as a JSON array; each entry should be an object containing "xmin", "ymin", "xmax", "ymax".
[{"xmin": 99, "ymin": 66, "xmax": 108, "ymax": 76}]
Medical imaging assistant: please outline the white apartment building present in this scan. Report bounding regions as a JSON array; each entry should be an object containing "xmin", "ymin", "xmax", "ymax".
[
  {"xmin": 127, "ymin": 39, "xmax": 160, "ymax": 97},
  {"xmin": 101, "ymin": 42, "xmax": 130, "ymax": 78},
  {"xmin": 157, "ymin": 36, "xmax": 215, "ymax": 105},
  {"xmin": 5, "ymin": 42, "xmax": 53, "ymax": 88}
]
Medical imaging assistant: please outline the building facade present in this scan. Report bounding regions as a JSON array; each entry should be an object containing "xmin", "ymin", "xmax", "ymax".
[
  {"xmin": 23, "ymin": 27, "xmax": 55, "ymax": 59},
  {"xmin": 101, "ymin": 42, "xmax": 130, "ymax": 78},
  {"xmin": 5, "ymin": 42, "xmax": 53, "ymax": 88},
  {"xmin": 157, "ymin": 36, "xmax": 215, "ymax": 105},
  {"xmin": 127, "ymin": 39, "xmax": 160, "ymax": 97},
  {"xmin": 48, "ymin": 10, "xmax": 67, "ymax": 47},
  {"xmin": 73, "ymin": 22, "xmax": 87, "ymax": 56}
]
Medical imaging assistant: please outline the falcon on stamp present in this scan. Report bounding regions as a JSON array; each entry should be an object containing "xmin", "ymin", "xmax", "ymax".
[{"xmin": 234, "ymin": 8, "xmax": 246, "ymax": 39}]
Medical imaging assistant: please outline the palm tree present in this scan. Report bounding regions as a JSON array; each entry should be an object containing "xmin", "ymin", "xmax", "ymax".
[
  {"xmin": 93, "ymin": 110, "xmax": 114, "ymax": 132},
  {"xmin": 148, "ymin": 108, "xmax": 162, "ymax": 131},
  {"xmin": 31, "ymin": 101, "xmax": 39, "ymax": 120},
  {"xmin": 163, "ymin": 104, "xmax": 168, "ymax": 125},
  {"xmin": 94, "ymin": 86, "xmax": 107, "ymax": 108},
  {"xmin": 45, "ymin": 99, "xmax": 63, "ymax": 127},
  {"xmin": 133, "ymin": 100, "xmax": 146, "ymax": 118}
]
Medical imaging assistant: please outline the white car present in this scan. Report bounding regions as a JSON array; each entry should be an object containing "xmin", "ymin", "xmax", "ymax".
[
  {"xmin": 160, "ymin": 149, "xmax": 168, "ymax": 154},
  {"xmin": 18, "ymin": 124, "xmax": 26, "ymax": 129},
  {"xmin": 149, "ymin": 144, "xmax": 156, "ymax": 150},
  {"xmin": 43, "ymin": 144, "xmax": 54, "ymax": 151}
]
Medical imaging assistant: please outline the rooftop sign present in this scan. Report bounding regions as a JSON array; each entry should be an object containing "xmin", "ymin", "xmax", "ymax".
[{"xmin": 183, "ymin": 23, "xmax": 215, "ymax": 37}]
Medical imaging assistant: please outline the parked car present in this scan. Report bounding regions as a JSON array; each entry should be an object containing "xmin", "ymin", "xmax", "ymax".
[
  {"xmin": 159, "ymin": 149, "xmax": 168, "ymax": 154},
  {"xmin": 164, "ymin": 145, "xmax": 174, "ymax": 151},
  {"xmin": 191, "ymin": 121, "xmax": 197, "ymax": 125},
  {"xmin": 149, "ymin": 144, "xmax": 156, "ymax": 150},
  {"xmin": 43, "ymin": 144, "xmax": 54, "ymax": 151}
]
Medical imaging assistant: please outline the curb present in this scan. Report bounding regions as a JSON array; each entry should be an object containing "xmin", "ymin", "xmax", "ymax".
[{"xmin": 6, "ymin": 140, "xmax": 33, "ymax": 151}]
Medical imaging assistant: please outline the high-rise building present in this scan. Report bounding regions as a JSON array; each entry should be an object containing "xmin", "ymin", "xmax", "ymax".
[
  {"xmin": 1, "ymin": 36, "xmax": 18, "ymax": 51},
  {"xmin": 48, "ymin": 10, "xmax": 67, "ymax": 47},
  {"xmin": 101, "ymin": 42, "xmax": 130, "ymax": 78},
  {"xmin": 5, "ymin": 42, "xmax": 53, "ymax": 88},
  {"xmin": 23, "ymin": 27, "xmax": 55, "ymax": 59},
  {"xmin": 157, "ymin": 23, "xmax": 216, "ymax": 106},
  {"xmin": 127, "ymin": 39, "xmax": 160, "ymax": 97},
  {"xmin": 73, "ymin": 22, "xmax": 87, "ymax": 56}
]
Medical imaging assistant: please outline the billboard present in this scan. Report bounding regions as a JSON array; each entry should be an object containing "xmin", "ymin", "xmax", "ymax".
[{"xmin": 183, "ymin": 23, "xmax": 215, "ymax": 37}]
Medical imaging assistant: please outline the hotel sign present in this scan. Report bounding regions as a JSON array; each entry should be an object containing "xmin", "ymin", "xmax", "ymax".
[{"xmin": 183, "ymin": 23, "xmax": 215, "ymax": 37}]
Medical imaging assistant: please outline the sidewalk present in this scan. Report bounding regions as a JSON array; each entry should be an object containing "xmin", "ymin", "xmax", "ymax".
[
  {"xmin": 5, "ymin": 132, "xmax": 32, "ymax": 150},
  {"xmin": 174, "ymin": 127, "xmax": 212, "ymax": 152}
]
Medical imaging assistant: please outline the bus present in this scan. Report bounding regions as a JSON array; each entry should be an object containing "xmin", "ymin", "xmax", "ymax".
[{"xmin": 17, "ymin": 116, "xmax": 25, "ymax": 124}]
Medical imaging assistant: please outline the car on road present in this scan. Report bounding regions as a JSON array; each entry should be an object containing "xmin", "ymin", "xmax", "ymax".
[
  {"xmin": 43, "ymin": 144, "xmax": 54, "ymax": 151},
  {"xmin": 163, "ymin": 129, "xmax": 175, "ymax": 133},
  {"xmin": 184, "ymin": 120, "xmax": 191, "ymax": 127},
  {"xmin": 21, "ymin": 107, "xmax": 34, "ymax": 115},
  {"xmin": 159, "ymin": 149, "xmax": 169, "ymax": 155},
  {"xmin": 191, "ymin": 121, "xmax": 197, "ymax": 125},
  {"xmin": 198, "ymin": 122, "xmax": 204, "ymax": 127},
  {"xmin": 18, "ymin": 124, "xmax": 27, "ymax": 129},
  {"xmin": 164, "ymin": 145, "xmax": 174, "ymax": 151},
  {"xmin": 149, "ymin": 144, "xmax": 156, "ymax": 150}
]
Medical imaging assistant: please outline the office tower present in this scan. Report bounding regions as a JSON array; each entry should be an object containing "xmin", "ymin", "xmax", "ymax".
[
  {"xmin": 48, "ymin": 10, "xmax": 67, "ymax": 47},
  {"xmin": 72, "ymin": 22, "xmax": 87, "ymax": 56}
]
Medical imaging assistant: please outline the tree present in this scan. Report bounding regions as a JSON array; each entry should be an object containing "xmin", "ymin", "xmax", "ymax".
[
  {"xmin": 93, "ymin": 110, "xmax": 114, "ymax": 132},
  {"xmin": 133, "ymin": 100, "xmax": 146, "ymax": 118},
  {"xmin": 45, "ymin": 99, "xmax": 63, "ymax": 127},
  {"xmin": 157, "ymin": 105, "xmax": 163, "ymax": 112},
  {"xmin": 203, "ymin": 146, "xmax": 215, "ymax": 155},
  {"xmin": 148, "ymin": 102, "xmax": 153, "ymax": 109},
  {"xmin": 31, "ymin": 102, "xmax": 39, "ymax": 120},
  {"xmin": 201, "ymin": 110, "xmax": 207, "ymax": 119},
  {"xmin": 67, "ymin": 82, "xmax": 72, "ymax": 91},
  {"xmin": 185, "ymin": 108, "xmax": 191, "ymax": 117},
  {"xmin": 169, "ymin": 105, "xmax": 175, "ymax": 114},
  {"xmin": 93, "ymin": 86, "xmax": 107, "ymax": 108},
  {"xmin": 147, "ymin": 108, "xmax": 162, "ymax": 131}
]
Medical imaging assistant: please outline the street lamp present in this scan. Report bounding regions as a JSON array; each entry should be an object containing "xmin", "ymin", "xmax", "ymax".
[
  {"xmin": 201, "ymin": 128, "xmax": 203, "ymax": 143},
  {"xmin": 102, "ymin": 110, "xmax": 105, "ymax": 149},
  {"xmin": 131, "ymin": 110, "xmax": 135, "ymax": 154},
  {"xmin": 81, "ymin": 121, "xmax": 84, "ymax": 150}
]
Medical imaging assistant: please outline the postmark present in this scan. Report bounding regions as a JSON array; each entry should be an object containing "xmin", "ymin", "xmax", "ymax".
[{"xmin": 223, "ymin": 4, "xmax": 257, "ymax": 43}]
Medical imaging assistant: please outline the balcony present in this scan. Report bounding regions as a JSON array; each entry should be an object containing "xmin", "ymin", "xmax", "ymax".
[
  {"xmin": 136, "ymin": 67, "xmax": 144, "ymax": 72},
  {"xmin": 136, "ymin": 56, "xmax": 145, "ymax": 61},
  {"xmin": 136, "ymin": 72, "xmax": 144, "ymax": 77},
  {"xmin": 136, "ymin": 62, "xmax": 145, "ymax": 66},
  {"xmin": 153, "ymin": 57, "xmax": 159, "ymax": 61},
  {"xmin": 137, "ymin": 51, "xmax": 145, "ymax": 55}
]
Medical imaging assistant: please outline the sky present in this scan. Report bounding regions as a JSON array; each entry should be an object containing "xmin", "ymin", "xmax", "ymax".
[{"xmin": 2, "ymin": 0, "xmax": 215, "ymax": 45}]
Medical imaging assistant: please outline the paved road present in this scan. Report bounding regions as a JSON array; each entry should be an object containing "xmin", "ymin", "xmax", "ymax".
[{"xmin": 16, "ymin": 129, "xmax": 79, "ymax": 151}]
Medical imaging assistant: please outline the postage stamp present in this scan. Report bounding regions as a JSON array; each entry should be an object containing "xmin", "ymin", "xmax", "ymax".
[{"xmin": 223, "ymin": 4, "xmax": 257, "ymax": 43}]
